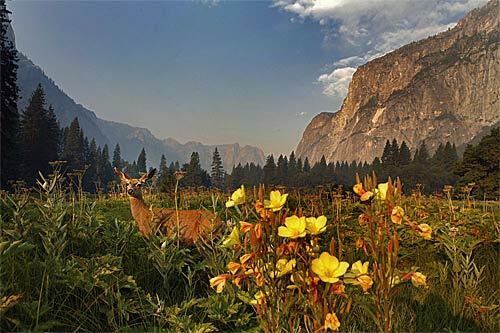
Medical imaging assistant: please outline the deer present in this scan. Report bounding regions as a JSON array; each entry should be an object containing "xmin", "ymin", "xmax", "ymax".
[{"xmin": 114, "ymin": 167, "xmax": 219, "ymax": 243}]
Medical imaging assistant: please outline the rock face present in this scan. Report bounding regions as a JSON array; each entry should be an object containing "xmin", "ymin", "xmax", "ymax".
[
  {"xmin": 13, "ymin": 29, "xmax": 265, "ymax": 170},
  {"xmin": 296, "ymin": 0, "xmax": 499, "ymax": 164}
]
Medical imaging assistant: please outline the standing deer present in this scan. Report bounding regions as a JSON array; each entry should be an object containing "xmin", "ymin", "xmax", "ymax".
[{"xmin": 114, "ymin": 167, "xmax": 218, "ymax": 243}]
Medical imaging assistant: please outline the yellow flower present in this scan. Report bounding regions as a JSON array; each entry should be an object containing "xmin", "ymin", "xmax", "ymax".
[
  {"xmin": 222, "ymin": 226, "xmax": 240, "ymax": 248},
  {"xmin": 391, "ymin": 206, "xmax": 405, "ymax": 224},
  {"xmin": 225, "ymin": 185, "xmax": 246, "ymax": 207},
  {"xmin": 278, "ymin": 215, "xmax": 307, "ymax": 239},
  {"xmin": 390, "ymin": 275, "xmax": 402, "ymax": 287},
  {"xmin": 209, "ymin": 274, "xmax": 230, "ymax": 293},
  {"xmin": 418, "ymin": 223, "xmax": 432, "ymax": 240},
  {"xmin": 354, "ymin": 182, "xmax": 376, "ymax": 201},
  {"xmin": 344, "ymin": 261, "xmax": 373, "ymax": 292},
  {"xmin": 360, "ymin": 191, "xmax": 374, "ymax": 201},
  {"xmin": 324, "ymin": 312, "xmax": 341, "ymax": 331},
  {"xmin": 271, "ymin": 258, "xmax": 296, "ymax": 278},
  {"xmin": 376, "ymin": 182, "xmax": 389, "ymax": 200},
  {"xmin": 311, "ymin": 252, "xmax": 349, "ymax": 283},
  {"xmin": 357, "ymin": 275, "xmax": 374, "ymax": 292},
  {"xmin": 353, "ymin": 183, "xmax": 365, "ymax": 196},
  {"xmin": 306, "ymin": 215, "xmax": 327, "ymax": 235},
  {"xmin": 250, "ymin": 291, "xmax": 266, "ymax": 305},
  {"xmin": 351, "ymin": 261, "xmax": 369, "ymax": 275},
  {"xmin": 227, "ymin": 261, "xmax": 241, "ymax": 274},
  {"xmin": 411, "ymin": 272, "xmax": 427, "ymax": 287},
  {"xmin": 264, "ymin": 190, "xmax": 288, "ymax": 211},
  {"xmin": 240, "ymin": 253, "xmax": 253, "ymax": 265}
]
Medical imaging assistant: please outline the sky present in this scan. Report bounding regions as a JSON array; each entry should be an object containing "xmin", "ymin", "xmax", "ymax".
[{"xmin": 9, "ymin": 0, "xmax": 486, "ymax": 155}]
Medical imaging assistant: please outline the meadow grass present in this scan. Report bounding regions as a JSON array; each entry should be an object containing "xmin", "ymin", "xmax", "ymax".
[{"xmin": 0, "ymin": 176, "xmax": 498, "ymax": 332}]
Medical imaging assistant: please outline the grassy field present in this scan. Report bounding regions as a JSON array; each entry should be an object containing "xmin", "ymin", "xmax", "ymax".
[{"xmin": 1, "ymin": 173, "xmax": 499, "ymax": 332}]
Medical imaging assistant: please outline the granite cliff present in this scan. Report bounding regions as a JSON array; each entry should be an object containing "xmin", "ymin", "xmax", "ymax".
[{"xmin": 296, "ymin": 0, "xmax": 499, "ymax": 164}]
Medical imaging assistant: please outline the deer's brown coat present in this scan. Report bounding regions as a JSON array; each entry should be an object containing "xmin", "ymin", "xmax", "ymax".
[{"xmin": 115, "ymin": 168, "xmax": 217, "ymax": 242}]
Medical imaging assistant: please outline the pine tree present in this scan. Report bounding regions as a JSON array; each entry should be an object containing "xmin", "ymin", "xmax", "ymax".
[
  {"xmin": 312, "ymin": 155, "xmax": 328, "ymax": 185},
  {"xmin": 230, "ymin": 163, "xmax": 244, "ymax": 188},
  {"xmin": 296, "ymin": 158, "xmax": 303, "ymax": 172},
  {"xmin": 43, "ymin": 105, "xmax": 60, "ymax": 166},
  {"xmin": 100, "ymin": 144, "xmax": 113, "ymax": 190},
  {"xmin": 210, "ymin": 147, "xmax": 225, "ymax": 189},
  {"xmin": 129, "ymin": 160, "xmax": 139, "ymax": 178},
  {"xmin": 157, "ymin": 154, "xmax": 174, "ymax": 192},
  {"xmin": 433, "ymin": 143, "xmax": 445, "ymax": 166},
  {"xmin": 371, "ymin": 157, "xmax": 382, "ymax": 177},
  {"xmin": 248, "ymin": 163, "xmax": 263, "ymax": 187},
  {"xmin": 19, "ymin": 85, "xmax": 61, "ymax": 184},
  {"xmin": 303, "ymin": 157, "xmax": 311, "ymax": 173},
  {"xmin": 182, "ymin": 152, "xmax": 206, "ymax": 187},
  {"xmin": 347, "ymin": 160, "xmax": 358, "ymax": 185},
  {"xmin": 61, "ymin": 118, "xmax": 85, "ymax": 172},
  {"xmin": 0, "ymin": 0, "xmax": 20, "ymax": 187},
  {"xmin": 455, "ymin": 128, "xmax": 499, "ymax": 197},
  {"xmin": 340, "ymin": 161, "xmax": 349, "ymax": 184},
  {"xmin": 381, "ymin": 140, "xmax": 393, "ymax": 167},
  {"xmin": 112, "ymin": 143, "xmax": 122, "ymax": 169},
  {"xmin": 277, "ymin": 154, "xmax": 288, "ymax": 185},
  {"xmin": 288, "ymin": 151, "xmax": 297, "ymax": 171},
  {"xmin": 82, "ymin": 136, "xmax": 90, "ymax": 164},
  {"xmin": 288, "ymin": 151, "xmax": 297, "ymax": 186},
  {"xmin": 83, "ymin": 138, "xmax": 98, "ymax": 191},
  {"xmin": 442, "ymin": 142, "xmax": 458, "ymax": 169},
  {"xmin": 137, "ymin": 148, "xmax": 147, "ymax": 174},
  {"xmin": 158, "ymin": 154, "xmax": 168, "ymax": 181},
  {"xmin": 414, "ymin": 142, "xmax": 430, "ymax": 164},
  {"xmin": 263, "ymin": 154, "xmax": 276, "ymax": 185},
  {"xmin": 399, "ymin": 141, "xmax": 411, "ymax": 165},
  {"xmin": 168, "ymin": 161, "xmax": 176, "ymax": 172},
  {"xmin": 391, "ymin": 139, "xmax": 400, "ymax": 165}
]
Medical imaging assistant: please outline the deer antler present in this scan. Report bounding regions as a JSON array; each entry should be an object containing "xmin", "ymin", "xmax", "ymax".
[{"xmin": 114, "ymin": 167, "xmax": 130, "ymax": 181}]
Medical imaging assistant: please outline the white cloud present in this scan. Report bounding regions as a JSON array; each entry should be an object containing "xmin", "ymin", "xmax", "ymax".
[
  {"xmin": 297, "ymin": 111, "xmax": 308, "ymax": 117},
  {"xmin": 273, "ymin": 0, "xmax": 488, "ymax": 98},
  {"xmin": 199, "ymin": 0, "xmax": 219, "ymax": 7},
  {"xmin": 317, "ymin": 67, "xmax": 356, "ymax": 97}
]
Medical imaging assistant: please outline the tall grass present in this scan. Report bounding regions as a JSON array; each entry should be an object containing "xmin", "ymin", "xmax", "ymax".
[{"xmin": 0, "ymin": 169, "xmax": 498, "ymax": 332}]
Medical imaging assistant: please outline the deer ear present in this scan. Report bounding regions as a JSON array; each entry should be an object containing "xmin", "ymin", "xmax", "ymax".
[
  {"xmin": 114, "ymin": 167, "xmax": 130, "ymax": 181},
  {"xmin": 148, "ymin": 168, "xmax": 157, "ymax": 179},
  {"xmin": 139, "ymin": 168, "xmax": 157, "ymax": 182}
]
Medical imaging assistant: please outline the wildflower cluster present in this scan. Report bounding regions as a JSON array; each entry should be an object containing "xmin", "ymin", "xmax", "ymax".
[
  {"xmin": 212, "ymin": 186, "xmax": 354, "ymax": 331},
  {"xmin": 211, "ymin": 175, "xmax": 431, "ymax": 332}
]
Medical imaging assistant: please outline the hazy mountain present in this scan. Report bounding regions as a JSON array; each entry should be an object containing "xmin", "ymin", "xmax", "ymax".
[
  {"xmin": 11, "ymin": 26, "xmax": 265, "ymax": 170},
  {"xmin": 297, "ymin": 0, "xmax": 499, "ymax": 164}
]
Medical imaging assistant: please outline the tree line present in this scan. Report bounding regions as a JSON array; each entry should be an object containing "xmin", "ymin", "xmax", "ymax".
[
  {"xmin": 224, "ymin": 133, "xmax": 498, "ymax": 197},
  {"xmin": 224, "ymin": 139, "xmax": 457, "ymax": 192}
]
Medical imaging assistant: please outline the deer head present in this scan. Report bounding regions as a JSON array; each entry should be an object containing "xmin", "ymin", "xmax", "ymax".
[{"xmin": 114, "ymin": 167, "xmax": 156, "ymax": 199}]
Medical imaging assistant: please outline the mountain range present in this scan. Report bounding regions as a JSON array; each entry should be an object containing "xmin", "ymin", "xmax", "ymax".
[
  {"xmin": 296, "ymin": 0, "xmax": 499, "ymax": 164},
  {"xmin": 10, "ymin": 25, "xmax": 265, "ymax": 170}
]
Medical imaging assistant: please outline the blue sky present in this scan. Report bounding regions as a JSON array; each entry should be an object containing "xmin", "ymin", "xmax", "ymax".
[{"xmin": 10, "ymin": 0, "xmax": 486, "ymax": 155}]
